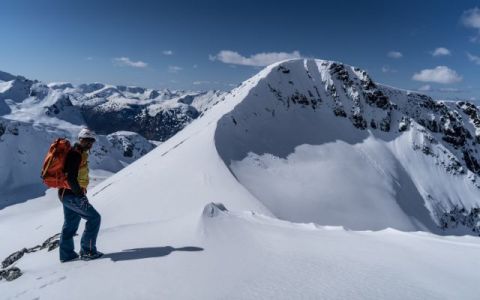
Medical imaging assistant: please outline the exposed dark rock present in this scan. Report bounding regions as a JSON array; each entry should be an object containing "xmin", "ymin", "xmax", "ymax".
[
  {"xmin": 417, "ymin": 94, "xmax": 436, "ymax": 110},
  {"xmin": 425, "ymin": 120, "xmax": 439, "ymax": 133},
  {"xmin": 441, "ymin": 126, "xmax": 467, "ymax": 147},
  {"xmin": 398, "ymin": 117, "xmax": 410, "ymax": 132},
  {"xmin": 2, "ymin": 249, "xmax": 26, "ymax": 268},
  {"xmin": 439, "ymin": 206, "xmax": 480, "ymax": 235},
  {"xmin": 203, "ymin": 202, "xmax": 228, "ymax": 218},
  {"xmin": 0, "ymin": 232, "xmax": 60, "ymax": 282},
  {"xmin": 25, "ymin": 245, "xmax": 42, "ymax": 253},
  {"xmin": 7, "ymin": 125, "xmax": 19, "ymax": 136},
  {"xmin": 0, "ymin": 122, "xmax": 5, "ymax": 137},
  {"xmin": 379, "ymin": 113, "xmax": 391, "ymax": 132},
  {"xmin": 463, "ymin": 150, "xmax": 480, "ymax": 174},
  {"xmin": 290, "ymin": 92, "xmax": 310, "ymax": 106},
  {"xmin": 314, "ymin": 86, "xmax": 321, "ymax": 98},
  {"xmin": 361, "ymin": 77, "xmax": 376, "ymax": 90},
  {"xmin": 268, "ymin": 84, "xmax": 284, "ymax": 104},
  {"xmin": 123, "ymin": 145, "xmax": 133, "ymax": 157},
  {"xmin": 351, "ymin": 114, "xmax": 367, "ymax": 129},
  {"xmin": 333, "ymin": 107, "xmax": 347, "ymax": 118},
  {"xmin": 1, "ymin": 267, "xmax": 22, "ymax": 281},
  {"xmin": 329, "ymin": 63, "xmax": 351, "ymax": 85},
  {"xmin": 421, "ymin": 146, "xmax": 434, "ymax": 156},
  {"xmin": 45, "ymin": 95, "xmax": 73, "ymax": 116},
  {"xmin": 444, "ymin": 157, "xmax": 465, "ymax": 175},
  {"xmin": 277, "ymin": 65, "xmax": 290, "ymax": 74},
  {"xmin": 41, "ymin": 234, "xmax": 61, "ymax": 252},
  {"xmin": 458, "ymin": 101, "xmax": 480, "ymax": 130},
  {"xmin": 365, "ymin": 90, "xmax": 389, "ymax": 109}
]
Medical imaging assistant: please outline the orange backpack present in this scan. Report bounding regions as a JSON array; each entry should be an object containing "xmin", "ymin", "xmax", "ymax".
[{"xmin": 41, "ymin": 138, "xmax": 72, "ymax": 189}]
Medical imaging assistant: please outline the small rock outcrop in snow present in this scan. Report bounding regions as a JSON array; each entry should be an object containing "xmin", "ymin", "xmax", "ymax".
[
  {"xmin": 202, "ymin": 203, "xmax": 229, "ymax": 218},
  {"xmin": 0, "ymin": 233, "xmax": 60, "ymax": 282}
]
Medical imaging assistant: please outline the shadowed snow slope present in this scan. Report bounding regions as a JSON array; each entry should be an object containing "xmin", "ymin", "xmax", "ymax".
[
  {"xmin": 2, "ymin": 59, "xmax": 480, "ymax": 299},
  {"xmin": 215, "ymin": 59, "xmax": 480, "ymax": 234}
]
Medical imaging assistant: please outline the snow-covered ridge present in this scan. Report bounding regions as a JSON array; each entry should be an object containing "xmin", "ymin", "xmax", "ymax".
[{"xmin": 215, "ymin": 59, "xmax": 480, "ymax": 234}]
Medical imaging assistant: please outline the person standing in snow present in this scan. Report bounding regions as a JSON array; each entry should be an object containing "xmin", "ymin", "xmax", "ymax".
[{"xmin": 58, "ymin": 128, "xmax": 103, "ymax": 262}]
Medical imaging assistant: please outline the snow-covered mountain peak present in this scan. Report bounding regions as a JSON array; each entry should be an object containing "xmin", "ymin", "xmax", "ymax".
[
  {"xmin": 214, "ymin": 58, "xmax": 480, "ymax": 233},
  {"xmin": 0, "ymin": 70, "xmax": 25, "ymax": 83}
]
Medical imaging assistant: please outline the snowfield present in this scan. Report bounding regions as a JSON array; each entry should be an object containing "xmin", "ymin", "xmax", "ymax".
[{"xmin": 2, "ymin": 59, "xmax": 480, "ymax": 299}]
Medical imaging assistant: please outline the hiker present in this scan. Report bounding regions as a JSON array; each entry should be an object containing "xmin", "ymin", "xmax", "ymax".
[{"xmin": 58, "ymin": 128, "xmax": 103, "ymax": 262}]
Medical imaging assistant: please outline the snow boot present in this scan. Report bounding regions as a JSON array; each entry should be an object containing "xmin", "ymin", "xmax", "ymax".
[
  {"xmin": 60, "ymin": 253, "xmax": 79, "ymax": 263},
  {"xmin": 79, "ymin": 250, "xmax": 103, "ymax": 261}
]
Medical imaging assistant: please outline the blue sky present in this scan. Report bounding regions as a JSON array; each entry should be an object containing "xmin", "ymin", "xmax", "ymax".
[{"xmin": 0, "ymin": 0, "xmax": 479, "ymax": 100}]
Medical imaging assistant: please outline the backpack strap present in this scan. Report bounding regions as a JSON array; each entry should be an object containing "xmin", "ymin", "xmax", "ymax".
[{"xmin": 60, "ymin": 188, "xmax": 66, "ymax": 202}]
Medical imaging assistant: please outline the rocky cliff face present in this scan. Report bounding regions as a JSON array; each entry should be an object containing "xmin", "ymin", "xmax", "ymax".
[{"xmin": 216, "ymin": 59, "xmax": 480, "ymax": 234}]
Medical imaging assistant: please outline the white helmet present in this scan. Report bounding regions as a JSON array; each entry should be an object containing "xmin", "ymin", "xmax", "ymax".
[{"xmin": 78, "ymin": 128, "xmax": 96, "ymax": 141}]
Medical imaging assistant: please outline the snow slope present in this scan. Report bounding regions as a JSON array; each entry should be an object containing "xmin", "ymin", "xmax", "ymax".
[
  {"xmin": 215, "ymin": 59, "xmax": 480, "ymax": 234},
  {"xmin": 1, "ymin": 59, "xmax": 480, "ymax": 299}
]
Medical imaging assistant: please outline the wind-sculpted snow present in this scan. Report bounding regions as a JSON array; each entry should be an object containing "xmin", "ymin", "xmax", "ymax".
[{"xmin": 215, "ymin": 59, "xmax": 480, "ymax": 235}]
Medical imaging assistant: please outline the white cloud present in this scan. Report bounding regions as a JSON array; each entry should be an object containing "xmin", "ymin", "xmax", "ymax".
[
  {"xmin": 412, "ymin": 66, "xmax": 462, "ymax": 84},
  {"xmin": 113, "ymin": 57, "xmax": 148, "ymax": 68},
  {"xmin": 193, "ymin": 64, "xmax": 198, "ymax": 69},
  {"xmin": 209, "ymin": 50, "xmax": 302, "ymax": 67},
  {"xmin": 168, "ymin": 66, "xmax": 183, "ymax": 73},
  {"xmin": 461, "ymin": 7, "xmax": 480, "ymax": 30},
  {"xmin": 163, "ymin": 50, "xmax": 174, "ymax": 55},
  {"xmin": 418, "ymin": 85, "xmax": 462, "ymax": 93},
  {"xmin": 461, "ymin": 7, "xmax": 480, "ymax": 42},
  {"xmin": 85, "ymin": 56, "xmax": 93, "ymax": 61},
  {"xmin": 470, "ymin": 36, "xmax": 480, "ymax": 43},
  {"xmin": 418, "ymin": 84, "xmax": 431, "ymax": 91},
  {"xmin": 432, "ymin": 47, "xmax": 451, "ymax": 57},
  {"xmin": 387, "ymin": 51, "xmax": 403, "ymax": 59},
  {"xmin": 439, "ymin": 87, "xmax": 461, "ymax": 93},
  {"xmin": 467, "ymin": 52, "xmax": 480, "ymax": 65},
  {"xmin": 381, "ymin": 65, "xmax": 397, "ymax": 73},
  {"xmin": 193, "ymin": 80, "xmax": 210, "ymax": 85}
]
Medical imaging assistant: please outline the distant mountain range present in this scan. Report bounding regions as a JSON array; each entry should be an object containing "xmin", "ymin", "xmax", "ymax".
[{"xmin": 0, "ymin": 70, "xmax": 222, "ymax": 206}]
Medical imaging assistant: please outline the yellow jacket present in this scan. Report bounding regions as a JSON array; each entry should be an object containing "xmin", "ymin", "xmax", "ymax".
[{"xmin": 77, "ymin": 150, "xmax": 90, "ymax": 189}]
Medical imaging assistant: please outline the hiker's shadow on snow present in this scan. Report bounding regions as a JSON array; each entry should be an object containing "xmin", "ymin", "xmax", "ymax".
[{"xmin": 102, "ymin": 246, "xmax": 204, "ymax": 262}]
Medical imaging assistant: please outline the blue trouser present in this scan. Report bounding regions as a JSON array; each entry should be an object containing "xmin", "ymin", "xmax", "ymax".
[{"xmin": 59, "ymin": 194, "xmax": 101, "ymax": 261}]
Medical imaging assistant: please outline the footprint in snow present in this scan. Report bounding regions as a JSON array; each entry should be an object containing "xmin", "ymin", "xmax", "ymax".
[{"xmin": 38, "ymin": 276, "xmax": 66, "ymax": 289}]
